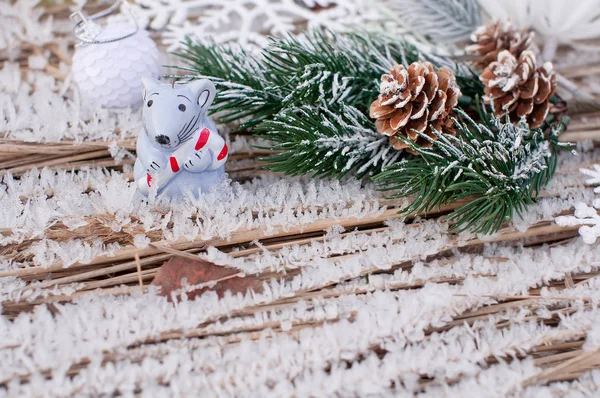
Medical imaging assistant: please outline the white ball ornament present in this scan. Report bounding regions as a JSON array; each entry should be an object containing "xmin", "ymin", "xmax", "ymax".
[{"xmin": 71, "ymin": 8, "xmax": 160, "ymax": 109}]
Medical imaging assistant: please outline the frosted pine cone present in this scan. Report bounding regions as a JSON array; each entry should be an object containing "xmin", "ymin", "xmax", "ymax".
[
  {"xmin": 466, "ymin": 20, "xmax": 534, "ymax": 70},
  {"xmin": 72, "ymin": 22, "xmax": 160, "ymax": 109},
  {"xmin": 370, "ymin": 62, "xmax": 461, "ymax": 152},
  {"xmin": 481, "ymin": 50, "xmax": 556, "ymax": 129}
]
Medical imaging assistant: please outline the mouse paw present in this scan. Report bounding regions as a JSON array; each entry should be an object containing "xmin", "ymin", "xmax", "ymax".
[
  {"xmin": 183, "ymin": 150, "xmax": 211, "ymax": 172},
  {"xmin": 146, "ymin": 154, "xmax": 168, "ymax": 174}
]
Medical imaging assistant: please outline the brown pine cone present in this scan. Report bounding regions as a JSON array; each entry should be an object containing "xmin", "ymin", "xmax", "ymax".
[
  {"xmin": 370, "ymin": 62, "xmax": 461, "ymax": 152},
  {"xmin": 466, "ymin": 20, "xmax": 534, "ymax": 70},
  {"xmin": 481, "ymin": 50, "xmax": 557, "ymax": 129}
]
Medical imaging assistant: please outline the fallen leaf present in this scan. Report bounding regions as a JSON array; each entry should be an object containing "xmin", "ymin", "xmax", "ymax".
[{"xmin": 151, "ymin": 256, "xmax": 263, "ymax": 301}]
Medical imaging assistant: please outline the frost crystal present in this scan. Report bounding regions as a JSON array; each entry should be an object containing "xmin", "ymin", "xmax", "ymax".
[
  {"xmin": 556, "ymin": 165, "xmax": 600, "ymax": 244},
  {"xmin": 0, "ymin": 0, "xmax": 54, "ymax": 60}
]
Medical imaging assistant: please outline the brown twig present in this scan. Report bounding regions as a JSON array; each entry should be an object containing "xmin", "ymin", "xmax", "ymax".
[{"xmin": 134, "ymin": 253, "xmax": 143, "ymax": 292}]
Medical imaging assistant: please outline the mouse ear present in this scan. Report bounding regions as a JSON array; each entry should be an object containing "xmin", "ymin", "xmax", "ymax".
[
  {"xmin": 141, "ymin": 77, "xmax": 161, "ymax": 91},
  {"xmin": 188, "ymin": 79, "xmax": 216, "ymax": 110}
]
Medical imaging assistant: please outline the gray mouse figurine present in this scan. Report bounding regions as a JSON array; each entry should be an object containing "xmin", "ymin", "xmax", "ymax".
[{"xmin": 134, "ymin": 77, "xmax": 228, "ymax": 198}]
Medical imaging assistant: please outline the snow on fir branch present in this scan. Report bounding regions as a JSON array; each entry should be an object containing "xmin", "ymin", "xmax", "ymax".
[
  {"xmin": 376, "ymin": 109, "xmax": 573, "ymax": 234},
  {"xmin": 257, "ymin": 105, "xmax": 403, "ymax": 178}
]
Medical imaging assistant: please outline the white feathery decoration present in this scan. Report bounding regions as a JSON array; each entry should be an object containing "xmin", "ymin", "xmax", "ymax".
[{"xmin": 382, "ymin": 0, "xmax": 481, "ymax": 43}]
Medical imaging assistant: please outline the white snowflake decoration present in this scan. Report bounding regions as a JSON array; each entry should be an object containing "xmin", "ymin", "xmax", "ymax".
[
  {"xmin": 131, "ymin": 0, "xmax": 385, "ymax": 51},
  {"xmin": 556, "ymin": 165, "xmax": 600, "ymax": 244},
  {"xmin": 581, "ymin": 164, "xmax": 600, "ymax": 194}
]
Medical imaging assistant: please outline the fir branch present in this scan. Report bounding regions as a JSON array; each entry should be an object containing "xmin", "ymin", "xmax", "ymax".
[
  {"xmin": 375, "ymin": 108, "xmax": 571, "ymax": 234},
  {"xmin": 262, "ymin": 31, "xmax": 421, "ymax": 112},
  {"xmin": 257, "ymin": 105, "xmax": 403, "ymax": 178}
]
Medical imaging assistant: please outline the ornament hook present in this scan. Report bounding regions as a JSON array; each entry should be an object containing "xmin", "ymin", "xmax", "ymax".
[{"xmin": 70, "ymin": 0, "xmax": 139, "ymax": 45}]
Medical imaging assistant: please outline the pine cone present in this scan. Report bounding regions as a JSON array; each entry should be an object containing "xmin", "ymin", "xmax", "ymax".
[
  {"xmin": 481, "ymin": 50, "xmax": 557, "ymax": 129},
  {"xmin": 466, "ymin": 20, "xmax": 534, "ymax": 70},
  {"xmin": 370, "ymin": 62, "xmax": 461, "ymax": 152}
]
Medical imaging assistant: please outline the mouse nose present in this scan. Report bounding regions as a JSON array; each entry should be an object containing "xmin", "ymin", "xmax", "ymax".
[{"xmin": 156, "ymin": 135, "xmax": 170, "ymax": 145}]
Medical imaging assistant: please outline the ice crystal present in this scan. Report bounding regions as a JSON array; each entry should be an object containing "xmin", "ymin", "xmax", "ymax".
[
  {"xmin": 0, "ymin": 0, "xmax": 54, "ymax": 60},
  {"xmin": 3, "ymin": 237, "xmax": 600, "ymax": 396}
]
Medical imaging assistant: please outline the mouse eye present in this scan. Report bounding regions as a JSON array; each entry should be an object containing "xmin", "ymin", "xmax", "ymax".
[
  {"xmin": 178, "ymin": 104, "xmax": 186, "ymax": 112},
  {"xmin": 147, "ymin": 100, "xmax": 153, "ymax": 107}
]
